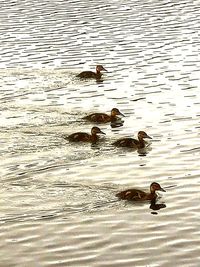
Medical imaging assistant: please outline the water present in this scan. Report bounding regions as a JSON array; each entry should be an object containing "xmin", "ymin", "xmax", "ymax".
[{"xmin": 1, "ymin": 0, "xmax": 200, "ymax": 266}]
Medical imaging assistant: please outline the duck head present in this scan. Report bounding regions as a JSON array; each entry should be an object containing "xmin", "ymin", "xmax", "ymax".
[
  {"xmin": 91, "ymin": 126, "xmax": 106, "ymax": 135},
  {"xmin": 138, "ymin": 131, "xmax": 152, "ymax": 140},
  {"xmin": 111, "ymin": 108, "xmax": 125, "ymax": 117},
  {"xmin": 150, "ymin": 182, "xmax": 166, "ymax": 193},
  {"xmin": 96, "ymin": 65, "xmax": 107, "ymax": 72}
]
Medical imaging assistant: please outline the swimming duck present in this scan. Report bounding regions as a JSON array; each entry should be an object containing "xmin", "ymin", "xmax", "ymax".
[
  {"xmin": 66, "ymin": 126, "xmax": 105, "ymax": 143},
  {"xmin": 83, "ymin": 108, "xmax": 125, "ymax": 123},
  {"xmin": 77, "ymin": 65, "xmax": 107, "ymax": 79},
  {"xmin": 116, "ymin": 182, "xmax": 165, "ymax": 201},
  {"xmin": 112, "ymin": 131, "xmax": 152, "ymax": 149}
]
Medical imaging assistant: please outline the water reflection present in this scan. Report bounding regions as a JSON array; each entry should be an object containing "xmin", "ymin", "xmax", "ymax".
[
  {"xmin": 81, "ymin": 118, "xmax": 125, "ymax": 128},
  {"xmin": 111, "ymin": 143, "xmax": 152, "ymax": 156},
  {"xmin": 120, "ymin": 197, "xmax": 166, "ymax": 214},
  {"xmin": 137, "ymin": 146, "xmax": 152, "ymax": 156},
  {"xmin": 76, "ymin": 76, "xmax": 105, "ymax": 84},
  {"xmin": 110, "ymin": 119, "xmax": 124, "ymax": 128},
  {"xmin": 150, "ymin": 198, "xmax": 166, "ymax": 213},
  {"xmin": 95, "ymin": 78, "xmax": 105, "ymax": 84},
  {"xmin": 1, "ymin": 0, "xmax": 200, "ymax": 265}
]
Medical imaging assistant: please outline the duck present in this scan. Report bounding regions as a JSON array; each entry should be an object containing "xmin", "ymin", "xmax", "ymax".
[
  {"xmin": 65, "ymin": 126, "xmax": 105, "ymax": 143},
  {"xmin": 83, "ymin": 108, "xmax": 125, "ymax": 123},
  {"xmin": 116, "ymin": 182, "xmax": 165, "ymax": 201},
  {"xmin": 112, "ymin": 131, "xmax": 152, "ymax": 149},
  {"xmin": 76, "ymin": 65, "xmax": 107, "ymax": 79}
]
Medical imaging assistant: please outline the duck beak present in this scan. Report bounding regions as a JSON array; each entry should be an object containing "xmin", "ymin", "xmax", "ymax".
[
  {"xmin": 100, "ymin": 130, "xmax": 106, "ymax": 135},
  {"xmin": 102, "ymin": 67, "xmax": 107, "ymax": 72},
  {"xmin": 119, "ymin": 111, "xmax": 125, "ymax": 117},
  {"xmin": 146, "ymin": 134, "xmax": 152, "ymax": 139},
  {"xmin": 159, "ymin": 187, "xmax": 166, "ymax": 192}
]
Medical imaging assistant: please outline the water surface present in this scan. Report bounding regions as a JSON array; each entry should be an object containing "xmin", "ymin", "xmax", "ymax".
[{"xmin": 1, "ymin": 0, "xmax": 200, "ymax": 266}]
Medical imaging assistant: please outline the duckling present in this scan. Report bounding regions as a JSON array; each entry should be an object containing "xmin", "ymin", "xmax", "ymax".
[
  {"xmin": 83, "ymin": 108, "xmax": 124, "ymax": 123},
  {"xmin": 116, "ymin": 182, "xmax": 165, "ymax": 201},
  {"xmin": 77, "ymin": 65, "xmax": 107, "ymax": 79},
  {"xmin": 112, "ymin": 131, "xmax": 152, "ymax": 149},
  {"xmin": 66, "ymin": 126, "xmax": 105, "ymax": 143}
]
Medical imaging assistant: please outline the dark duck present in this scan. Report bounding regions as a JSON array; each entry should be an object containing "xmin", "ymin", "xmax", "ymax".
[
  {"xmin": 66, "ymin": 126, "xmax": 105, "ymax": 143},
  {"xmin": 83, "ymin": 108, "xmax": 124, "ymax": 123},
  {"xmin": 112, "ymin": 131, "xmax": 152, "ymax": 149},
  {"xmin": 116, "ymin": 182, "xmax": 165, "ymax": 201},
  {"xmin": 77, "ymin": 65, "xmax": 107, "ymax": 79}
]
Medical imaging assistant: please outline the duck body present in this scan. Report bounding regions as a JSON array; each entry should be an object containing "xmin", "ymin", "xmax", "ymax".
[
  {"xmin": 83, "ymin": 112, "xmax": 112, "ymax": 123},
  {"xmin": 77, "ymin": 65, "xmax": 107, "ymax": 79},
  {"xmin": 112, "ymin": 131, "xmax": 152, "ymax": 149},
  {"xmin": 83, "ymin": 108, "xmax": 124, "ymax": 123},
  {"xmin": 77, "ymin": 71, "xmax": 102, "ymax": 79},
  {"xmin": 67, "ymin": 132, "xmax": 96, "ymax": 142},
  {"xmin": 113, "ymin": 137, "xmax": 142, "ymax": 148},
  {"xmin": 66, "ymin": 126, "xmax": 105, "ymax": 143},
  {"xmin": 116, "ymin": 188, "xmax": 153, "ymax": 201},
  {"xmin": 116, "ymin": 182, "xmax": 165, "ymax": 201}
]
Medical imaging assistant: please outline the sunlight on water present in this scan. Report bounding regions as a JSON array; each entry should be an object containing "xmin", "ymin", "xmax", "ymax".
[{"xmin": 0, "ymin": 0, "xmax": 200, "ymax": 266}]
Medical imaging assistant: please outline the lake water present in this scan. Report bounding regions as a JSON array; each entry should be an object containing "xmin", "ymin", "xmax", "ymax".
[{"xmin": 1, "ymin": 0, "xmax": 200, "ymax": 266}]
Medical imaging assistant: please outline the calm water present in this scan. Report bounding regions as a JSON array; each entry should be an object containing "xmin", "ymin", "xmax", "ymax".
[{"xmin": 1, "ymin": 0, "xmax": 200, "ymax": 266}]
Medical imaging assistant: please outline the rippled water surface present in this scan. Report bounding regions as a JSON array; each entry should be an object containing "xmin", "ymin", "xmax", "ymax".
[{"xmin": 1, "ymin": 0, "xmax": 200, "ymax": 266}]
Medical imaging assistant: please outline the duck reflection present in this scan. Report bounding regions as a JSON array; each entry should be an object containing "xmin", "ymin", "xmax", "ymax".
[
  {"xmin": 150, "ymin": 198, "xmax": 166, "ymax": 213},
  {"xmin": 110, "ymin": 119, "xmax": 124, "ymax": 128},
  {"xmin": 137, "ymin": 146, "xmax": 152, "ymax": 156}
]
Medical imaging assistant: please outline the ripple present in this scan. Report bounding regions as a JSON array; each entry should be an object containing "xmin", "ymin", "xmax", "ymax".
[{"xmin": 1, "ymin": 0, "xmax": 200, "ymax": 266}]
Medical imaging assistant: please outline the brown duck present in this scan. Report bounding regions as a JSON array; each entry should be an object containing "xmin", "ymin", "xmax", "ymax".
[
  {"xmin": 66, "ymin": 126, "xmax": 105, "ymax": 143},
  {"xmin": 116, "ymin": 182, "xmax": 166, "ymax": 201},
  {"xmin": 83, "ymin": 108, "xmax": 124, "ymax": 123},
  {"xmin": 77, "ymin": 65, "xmax": 107, "ymax": 79},
  {"xmin": 112, "ymin": 131, "xmax": 152, "ymax": 149}
]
